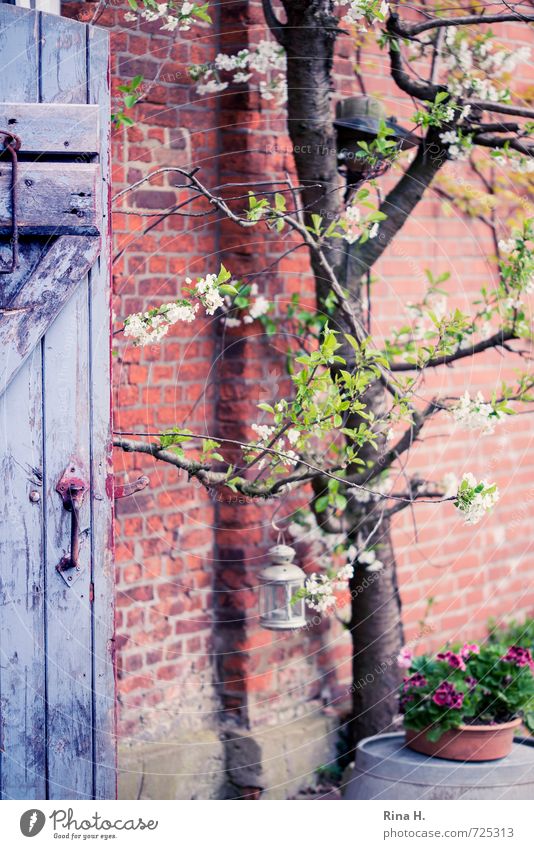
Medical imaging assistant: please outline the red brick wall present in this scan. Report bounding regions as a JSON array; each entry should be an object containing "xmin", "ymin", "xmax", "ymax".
[
  {"xmin": 65, "ymin": 0, "xmax": 225, "ymax": 739},
  {"xmin": 64, "ymin": 1, "xmax": 534, "ymax": 752}
]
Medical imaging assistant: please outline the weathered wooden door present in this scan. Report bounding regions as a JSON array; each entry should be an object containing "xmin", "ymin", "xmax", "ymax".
[{"xmin": 0, "ymin": 4, "xmax": 115, "ymax": 799}]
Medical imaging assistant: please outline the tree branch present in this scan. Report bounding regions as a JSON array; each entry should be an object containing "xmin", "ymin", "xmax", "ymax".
[
  {"xmin": 390, "ymin": 329, "xmax": 517, "ymax": 371},
  {"xmin": 261, "ymin": 0, "xmax": 287, "ymax": 46},
  {"xmin": 352, "ymin": 402, "xmax": 439, "ymax": 485},
  {"xmin": 390, "ymin": 11, "xmax": 534, "ymax": 38},
  {"xmin": 347, "ymin": 128, "xmax": 448, "ymax": 279},
  {"xmin": 387, "ymin": 18, "xmax": 443, "ymax": 101},
  {"xmin": 466, "ymin": 100, "xmax": 534, "ymax": 121},
  {"xmin": 113, "ymin": 435, "xmax": 450, "ymax": 505},
  {"xmin": 472, "ymin": 133, "xmax": 534, "ymax": 156}
]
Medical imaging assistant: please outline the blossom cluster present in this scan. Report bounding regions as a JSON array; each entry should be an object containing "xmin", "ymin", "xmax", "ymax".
[
  {"xmin": 450, "ymin": 390, "xmax": 504, "ymax": 436},
  {"xmin": 224, "ymin": 284, "xmax": 270, "ymax": 328},
  {"xmin": 454, "ymin": 473, "xmax": 500, "ymax": 525},
  {"xmin": 335, "ymin": 0, "xmax": 389, "ymax": 31},
  {"xmin": 357, "ymin": 548, "xmax": 383, "ymax": 572},
  {"xmin": 304, "ymin": 573, "xmax": 337, "ymax": 613},
  {"xmin": 122, "ymin": 266, "xmax": 274, "ymax": 346},
  {"xmin": 339, "ymin": 203, "xmax": 380, "ymax": 243},
  {"xmin": 305, "ymin": 560, "xmax": 355, "ymax": 613},
  {"xmin": 125, "ymin": 1, "xmax": 208, "ymax": 33},
  {"xmin": 250, "ymin": 421, "xmax": 299, "ymax": 468},
  {"xmin": 195, "ymin": 273, "xmax": 225, "ymax": 315},
  {"xmin": 404, "ymin": 293, "xmax": 448, "ymax": 341},
  {"xmin": 285, "ymin": 513, "xmax": 357, "ymax": 615},
  {"xmin": 190, "ymin": 40, "xmax": 287, "ymax": 104},
  {"xmin": 438, "ymin": 128, "xmax": 473, "ymax": 162},
  {"xmin": 123, "ymin": 271, "xmax": 225, "ymax": 346},
  {"xmin": 497, "ymin": 223, "xmax": 534, "ymax": 313},
  {"xmin": 444, "ymin": 27, "xmax": 529, "ymax": 104},
  {"xmin": 123, "ymin": 301, "xmax": 198, "ymax": 346}
]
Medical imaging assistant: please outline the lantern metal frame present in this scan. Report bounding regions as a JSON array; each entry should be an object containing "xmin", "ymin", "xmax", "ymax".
[
  {"xmin": 258, "ymin": 543, "xmax": 307, "ymax": 631},
  {"xmin": 334, "ymin": 95, "xmax": 420, "ymax": 193}
]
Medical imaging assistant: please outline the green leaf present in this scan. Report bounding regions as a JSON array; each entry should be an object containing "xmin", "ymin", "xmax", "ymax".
[
  {"xmin": 226, "ymin": 477, "xmax": 242, "ymax": 493},
  {"xmin": 344, "ymin": 333, "xmax": 360, "ymax": 351},
  {"xmin": 193, "ymin": 4, "xmax": 212, "ymax": 23},
  {"xmin": 217, "ymin": 263, "xmax": 232, "ymax": 284},
  {"xmin": 425, "ymin": 725, "xmax": 445, "ymax": 742},
  {"xmin": 219, "ymin": 283, "xmax": 238, "ymax": 296},
  {"xmin": 314, "ymin": 494, "xmax": 329, "ymax": 513}
]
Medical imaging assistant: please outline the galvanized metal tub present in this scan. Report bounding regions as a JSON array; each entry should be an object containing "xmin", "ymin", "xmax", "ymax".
[{"xmin": 343, "ymin": 733, "xmax": 534, "ymax": 800}]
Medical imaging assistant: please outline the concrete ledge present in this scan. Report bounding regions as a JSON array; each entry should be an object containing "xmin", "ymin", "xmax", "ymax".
[
  {"xmin": 118, "ymin": 713, "xmax": 339, "ymax": 800},
  {"xmin": 224, "ymin": 713, "xmax": 339, "ymax": 800},
  {"xmin": 118, "ymin": 729, "xmax": 226, "ymax": 800}
]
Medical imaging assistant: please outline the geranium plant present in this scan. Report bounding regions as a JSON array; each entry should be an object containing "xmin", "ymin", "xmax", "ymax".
[{"xmin": 400, "ymin": 643, "xmax": 534, "ymax": 741}]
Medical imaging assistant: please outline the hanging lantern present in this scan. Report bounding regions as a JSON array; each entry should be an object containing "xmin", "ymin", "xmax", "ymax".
[
  {"xmin": 334, "ymin": 95, "xmax": 420, "ymax": 191},
  {"xmin": 259, "ymin": 544, "xmax": 307, "ymax": 631}
]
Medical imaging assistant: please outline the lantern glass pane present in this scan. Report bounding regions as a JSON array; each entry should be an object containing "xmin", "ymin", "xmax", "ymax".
[
  {"xmin": 261, "ymin": 583, "xmax": 291, "ymax": 623},
  {"xmin": 289, "ymin": 582, "xmax": 304, "ymax": 619}
]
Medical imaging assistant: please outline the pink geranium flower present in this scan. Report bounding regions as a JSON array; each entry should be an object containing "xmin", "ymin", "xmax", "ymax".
[
  {"xmin": 402, "ymin": 673, "xmax": 427, "ymax": 690},
  {"xmin": 461, "ymin": 643, "xmax": 480, "ymax": 660},
  {"xmin": 397, "ymin": 647, "xmax": 413, "ymax": 669},
  {"xmin": 502, "ymin": 645, "xmax": 534, "ymax": 670},
  {"xmin": 436, "ymin": 650, "xmax": 466, "ymax": 671},
  {"xmin": 432, "ymin": 681, "xmax": 464, "ymax": 709}
]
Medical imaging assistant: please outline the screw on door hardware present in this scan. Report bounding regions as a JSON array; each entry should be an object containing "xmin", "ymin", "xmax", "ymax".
[
  {"xmin": 56, "ymin": 463, "xmax": 89, "ymax": 582},
  {"xmin": 0, "ymin": 129, "xmax": 21, "ymax": 273}
]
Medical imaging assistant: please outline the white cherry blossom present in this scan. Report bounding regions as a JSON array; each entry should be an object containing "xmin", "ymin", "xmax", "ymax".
[
  {"xmin": 455, "ymin": 473, "xmax": 500, "ymax": 525},
  {"xmin": 450, "ymin": 390, "xmax": 504, "ymax": 435}
]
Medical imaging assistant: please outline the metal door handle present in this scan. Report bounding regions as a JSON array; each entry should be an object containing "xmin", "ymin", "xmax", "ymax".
[
  {"xmin": 58, "ymin": 484, "xmax": 83, "ymax": 573},
  {"xmin": 56, "ymin": 463, "xmax": 89, "ymax": 582}
]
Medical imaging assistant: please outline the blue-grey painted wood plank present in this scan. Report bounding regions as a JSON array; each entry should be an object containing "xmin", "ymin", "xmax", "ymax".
[
  {"xmin": 40, "ymin": 10, "xmax": 87, "ymax": 104},
  {"xmin": 39, "ymin": 8, "xmax": 94, "ymax": 801},
  {"xmin": 0, "ymin": 240, "xmax": 48, "ymax": 310},
  {"xmin": 0, "ymin": 5, "xmax": 38, "ymax": 102},
  {"xmin": 0, "ymin": 350, "xmax": 46, "ymax": 799},
  {"xmin": 0, "ymin": 1, "xmax": 43, "ymax": 801},
  {"xmin": 0, "ymin": 234, "xmax": 100, "ymax": 397},
  {"xmin": 0, "ymin": 102, "xmax": 99, "ymax": 153},
  {"xmin": 43, "ymin": 278, "xmax": 94, "ymax": 799},
  {"xmin": 88, "ymin": 21, "xmax": 116, "ymax": 801},
  {"xmin": 0, "ymin": 162, "xmax": 101, "ymax": 236}
]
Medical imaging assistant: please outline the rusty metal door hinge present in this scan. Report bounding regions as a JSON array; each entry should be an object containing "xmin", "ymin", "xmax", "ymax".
[{"xmin": 0, "ymin": 129, "xmax": 20, "ymax": 273}]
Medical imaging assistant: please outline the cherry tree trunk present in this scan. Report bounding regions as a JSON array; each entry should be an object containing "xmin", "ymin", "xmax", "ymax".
[
  {"xmin": 278, "ymin": 0, "xmax": 406, "ymax": 742},
  {"xmin": 348, "ymin": 514, "xmax": 404, "ymax": 742}
]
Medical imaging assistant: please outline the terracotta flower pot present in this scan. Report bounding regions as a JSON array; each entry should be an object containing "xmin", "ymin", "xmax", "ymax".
[{"xmin": 405, "ymin": 718, "xmax": 522, "ymax": 762}]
